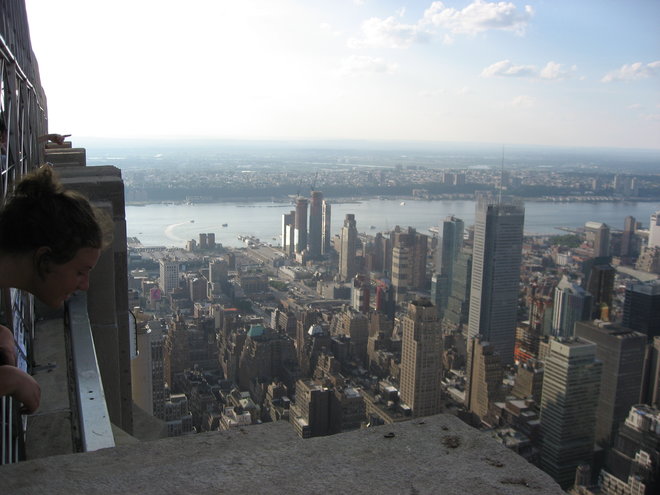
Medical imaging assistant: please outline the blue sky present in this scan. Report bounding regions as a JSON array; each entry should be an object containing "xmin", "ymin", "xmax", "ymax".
[{"xmin": 25, "ymin": 0, "xmax": 660, "ymax": 149}]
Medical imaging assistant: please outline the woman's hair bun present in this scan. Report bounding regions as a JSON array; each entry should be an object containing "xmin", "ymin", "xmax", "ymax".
[{"xmin": 14, "ymin": 165, "xmax": 62, "ymax": 199}]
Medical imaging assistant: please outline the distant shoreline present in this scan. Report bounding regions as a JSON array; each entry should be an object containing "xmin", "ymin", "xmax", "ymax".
[{"xmin": 126, "ymin": 195, "xmax": 658, "ymax": 207}]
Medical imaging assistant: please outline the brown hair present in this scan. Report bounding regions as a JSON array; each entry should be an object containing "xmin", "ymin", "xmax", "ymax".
[{"xmin": 0, "ymin": 166, "xmax": 111, "ymax": 264}]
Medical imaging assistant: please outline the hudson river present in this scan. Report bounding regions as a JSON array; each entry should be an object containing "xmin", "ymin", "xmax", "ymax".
[{"xmin": 126, "ymin": 199, "xmax": 659, "ymax": 248}]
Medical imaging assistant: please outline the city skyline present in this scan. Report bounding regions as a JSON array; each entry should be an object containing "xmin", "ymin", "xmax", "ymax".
[{"xmin": 25, "ymin": 0, "xmax": 660, "ymax": 150}]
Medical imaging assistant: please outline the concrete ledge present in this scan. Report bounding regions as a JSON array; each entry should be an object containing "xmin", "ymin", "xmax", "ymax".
[
  {"xmin": 25, "ymin": 318, "xmax": 73, "ymax": 459},
  {"xmin": 1, "ymin": 413, "xmax": 563, "ymax": 494}
]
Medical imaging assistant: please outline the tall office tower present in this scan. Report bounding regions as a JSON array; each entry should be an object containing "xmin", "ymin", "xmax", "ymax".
[
  {"xmin": 131, "ymin": 320, "xmax": 166, "ymax": 419},
  {"xmin": 289, "ymin": 379, "xmax": 331, "ymax": 438},
  {"xmin": 620, "ymin": 215, "xmax": 636, "ymax": 259},
  {"xmin": 574, "ymin": 321, "xmax": 646, "ymax": 447},
  {"xmin": 369, "ymin": 232, "xmax": 391, "ymax": 274},
  {"xmin": 649, "ymin": 211, "xmax": 660, "ymax": 248},
  {"xmin": 321, "ymin": 199, "xmax": 332, "ymax": 256},
  {"xmin": 599, "ymin": 404, "xmax": 660, "ymax": 495},
  {"xmin": 206, "ymin": 233, "xmax": 216, "ymax": 249},
  {"xmin": 308, "ymin": 191, "xmax": 323, "ymax": 258},
  {"xmin": 339, "ymin": 214, "xmax": 358, "ymax": 281},
  {"xmin": 584, "ymin": 259, "xmax": 615, "ymax": 320},
  {"xmin": 444, "ymin": 246, "xmax": 472, "ymax": 331},
  {"xmin": 159, "ymin": 257, "xmax": 180, "ymax": 294},
  {"xmin": 434, "ymin": 216, "xmax": 465, "ymax": 317},
  {"xmin": 584, "ymin": 221, "xmax": 611, "ymax": 258},
  {"xmin": 399, "ymin": 299, "xmax": 443, "ymax": 418},
  {"xmin": 467, "ymin": 197, "xmax": 524, "ymax": 365},
  {"xmin": 465, "ymin": 336, "xmax": 504, "ymax": 424},
  {"xmin": 622, "ymin": 280, "xmax": 660, "ymax": 341},
  {"xmin": 330, "ymin": 307, "xmax": 369, "ymax": 365},
  {"xmin": 282, "ymin": 210, "xmax": 296, "ymax": 256},
  {"xmin": 391, "ymin": 226, "xmax": 428, "ymax": 304},
  {"xmin": 199, "ymin": 233, "xmax": 208, "ymax": 250},
  {"xmin": 552, "ymin": 275, "xmax": 592, "ymax": 338},
  {"xmin": 641, "ymin": 337, "xmax": 660, "ymax": 407},
  {"xmin": 189, "ymin": 275, "xmax": 207, "ymax": 302},
  {"xmin": 374, "ymin": 278, "xmax": 395, "ymax": 320},
  {"xmin": 539, "ymin": 338, "xmax": 602, "ymax": 489},
  {"xmin": 351, "ymin": 274, "xmax": 370, "ymax": 314},
  {"xmin": 209, "ymin": 258, "xmax": 228, "ymax": 285},
  {"xmin": 294, "ymin": 198, "xmax": 308, "ymax": 254}
]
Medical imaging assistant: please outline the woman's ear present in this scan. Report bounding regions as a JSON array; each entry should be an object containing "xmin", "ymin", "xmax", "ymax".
[{"xmin": 34, "ymin": 246, "xmax": 52, "ymax": 279}]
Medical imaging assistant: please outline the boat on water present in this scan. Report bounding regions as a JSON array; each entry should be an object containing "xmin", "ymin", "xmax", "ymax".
[
  {"xmin": 400, "ymin": 201, "xmax": 406, "ymax": 206},
  {"xmin": 222, "ymin": 223, "xmax": 228, "ymax": 227}
]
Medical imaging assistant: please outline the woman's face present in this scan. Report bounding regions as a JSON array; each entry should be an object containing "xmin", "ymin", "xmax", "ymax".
[{"xmin": 35, "ymin": 247, "xmax": 101, "ymax": 308}]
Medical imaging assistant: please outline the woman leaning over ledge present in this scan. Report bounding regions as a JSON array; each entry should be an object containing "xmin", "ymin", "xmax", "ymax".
[{"xmin": 0, "ymin": 165, "xmax": 111, "ymax": 414}]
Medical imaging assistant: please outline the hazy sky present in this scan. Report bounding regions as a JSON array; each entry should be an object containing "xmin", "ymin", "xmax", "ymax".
[{"xmin": 25, "ymin": 0, "xmax": 660, "ymax": 149}]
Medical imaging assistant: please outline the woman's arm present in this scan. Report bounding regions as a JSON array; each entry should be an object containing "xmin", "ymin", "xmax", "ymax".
[{"xmin": 0, "ymin": 365, "xmax": 41, "ymax": 414}]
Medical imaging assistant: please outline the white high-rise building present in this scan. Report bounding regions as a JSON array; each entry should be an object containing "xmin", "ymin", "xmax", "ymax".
[
  {"xmin": 648, "ymin": 211, "xmax": 660, "ymax": 248},
  {"xmin": 467, "ymin": 197, "xmax": 524, "ymax": 365},
  {"xmin": 339, "ymin": 214, "xmax": 358, "ymax": 281},
  {"xmin": 159, "ymin": 257, "xmax": 179, "ymax": 294}
]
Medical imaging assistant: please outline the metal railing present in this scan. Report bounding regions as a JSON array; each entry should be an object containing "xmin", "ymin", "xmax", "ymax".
[
  {"xmin": 66, "ymin": 292, "xmax": 115, "ymax": 452},
  {"xmin": 0, "ymin": 1, "xmax": 47, "ymax": 464}
]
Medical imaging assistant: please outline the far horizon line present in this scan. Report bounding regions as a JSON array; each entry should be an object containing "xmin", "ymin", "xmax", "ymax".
[{"xmin": 71, "ymin": 136, "xmax": 660, "ymax": 154}]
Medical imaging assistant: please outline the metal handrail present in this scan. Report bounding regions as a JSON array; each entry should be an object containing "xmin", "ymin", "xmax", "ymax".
[{"xmin": 66, "ymin": 292, "xmax": 115, "ymax": 452}]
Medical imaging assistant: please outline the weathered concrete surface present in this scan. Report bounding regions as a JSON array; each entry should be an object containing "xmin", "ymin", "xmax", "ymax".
[{"xmin": 2, "ymin": 413, "xmax": 563, "ymax": 495}]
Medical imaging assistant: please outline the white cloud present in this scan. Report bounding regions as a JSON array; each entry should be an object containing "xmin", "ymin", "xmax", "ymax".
[
  {"xmin": 349, "ymin": 1, "xmax": 532, "ymax": 49},
  {"xmin": 481, "ymin": 59, "xmax": 576, "ymax": 80},
  {"xmin": 336, "ymin": 55, "xmax": 398, "ymax": 77},
  {"xmin": 422, "ymin": 0, "xmax": 533, "ymax": 36},
  {"xmin": 481, "ymin": 59, "xmax": 536, "ymax": 78},
  {"xmin": 601, "ymin": 61, "xmax": 660, "ymax": 82},
  {"xmin": 627, "ymin": 103, "xmax": 643, "ymax": 110},
  {"xmin": 540, "ymin": 61, "xmax": 576, "ymax": 80},
  {"xmin": 511, "ymin": 95, "xmax": 535, "ymax": 108},
  {"xmin": 456, "ymin": 86, "xmax": 473, "ymax": 96},
  {"xmin": 348, "ymin": 16, "xmax": 426, "ymax": 48}
]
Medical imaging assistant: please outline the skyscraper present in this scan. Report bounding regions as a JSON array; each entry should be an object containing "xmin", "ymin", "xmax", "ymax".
[
  {"xmin": 583, "ymin": 258, "xmax": 615, "ymax": 319},
  {"xmin": 620, "ymin": 215, "xmax": 636, "ymax": 259},
  {"xmin": 282, "ymin": 210, "xmax": 295, "ymax": 256},
  {"xmin": 552, "ymin": 275, "xmax": 592, "ymax": 338},
  {"xmin": 294, "ymin": 198, "xmax": 308, "ymax": 254},
  {"xmin": 444, "ymin": 246, "xmax": 472, "ymax": 331},
  {"xmin": 648, "ymin": 211, "xmax": 660, "ymax": 248},
  {"xmin": 433, "ymin": 215, "xmax": 464, "ymax": 317},
  {"xmin": 467, "ymin": 197, "xmax": 525, "ymax": 365},
  {"xmin": 391, "ymin": 226, "xmax": 428, "ymax": 304},
  {"xmin": 584, "ymin": 221, "xmax": 611, "ymax": 257},
  {"xmin": 574, "ymin": 320, "xmax": 646, "ymax": 447},
  {"xmin": 623, "ymin": 280, "xmax": 660, "ymax": 341},
  {"xmin": 131, "ymin": 320, "xmax": 166, "ymax": 419},
  {"xmin": 339, "ymin": 214, "xmax": 358, "ymax": 281},
  {"xmin": 539, "ymin": 338, "xmax": 602, "ymax": 489},
  {"xmin": 321, "ymin": 199, "xmax": 331, "ymax": 256},
  {"xmin": 159, "ymin": 257, "xmax": 179, "ymax": 294},
  {"xmin": 308, "ymin": 191, "xmax": 323, "ymax": 259},
  {"xmin": 399, "ymin": 299, "xmax": 443, "ymax": 418},
  {"xmin": 465, "ymin": 336, "xmax": 504, "ymax": 424}
]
